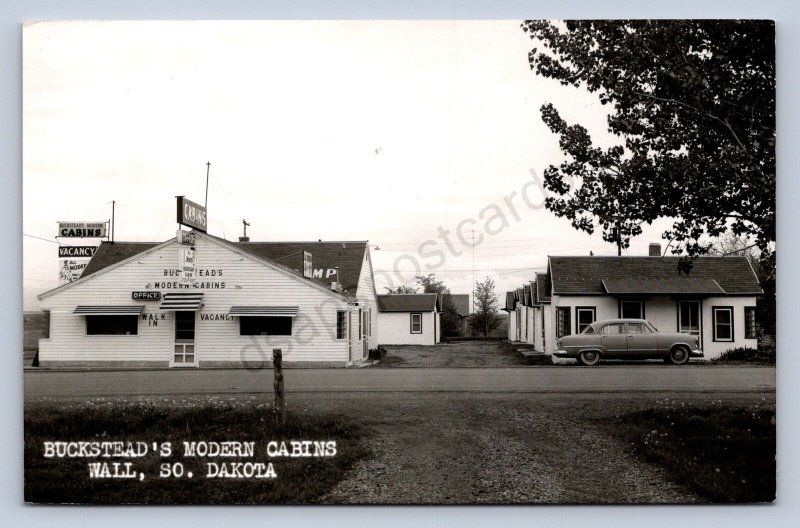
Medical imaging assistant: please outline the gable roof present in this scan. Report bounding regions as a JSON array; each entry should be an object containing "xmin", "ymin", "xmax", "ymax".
[
  {"xmin": 377, "ymin": 293, "xmax": 438, "ymax": 312},
  {"xmin": 548, "ymin": 256, "xmax": 762, "ymax": 295},
  {"xmin": 236, "ymin": 241, "xmax": 367, "ymax": 297},
  {"xmin": 535, "ymin": 272, "xmax": 551, "ymax": 303},
  {"xmin": 82, "ymin": 242, "xmax": 161, "ymax": 276},
  {"xmin": 75, "ymin": 238, "xmax": 368, "ymax": 298},
  {"xmin": 38, "ymin": 232, "xmax": 351, "ymax": 302},
  {"xmin": 503, "ymin": 291, "xmax": 516, "ymax": 311},
  {"xmin": 442, "ymin": 293, "xmax": 470, "ymax": 317}
]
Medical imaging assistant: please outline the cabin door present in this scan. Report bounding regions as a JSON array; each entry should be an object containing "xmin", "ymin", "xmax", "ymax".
[{"xmin": 172, "ymin": 311, "xmax": 198, "ymax": 367}]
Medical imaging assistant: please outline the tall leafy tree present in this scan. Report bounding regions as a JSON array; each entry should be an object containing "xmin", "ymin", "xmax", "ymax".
[
  {"xmin": 521, "ymin": 20, "xmax": 775, "ymax": 260},
  {"xmin": 469, "ymin": 277, "xmax": 503, "ymax": 337}
]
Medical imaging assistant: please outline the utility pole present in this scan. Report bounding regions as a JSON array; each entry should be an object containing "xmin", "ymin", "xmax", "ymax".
[
  {"xmin": 242, "ymin": 219, "xmax": 250, "ymax": 238},
  {"xmin": 204, "ymin": 161, "xmax": 211, "ymax": 209},
  {"xmin": 111, "ymin": 200, "xmax": 115, "ymax": 243},
  {"xmin": 471, "ymin": 228, "xmax": 476, "ymax": 312}
]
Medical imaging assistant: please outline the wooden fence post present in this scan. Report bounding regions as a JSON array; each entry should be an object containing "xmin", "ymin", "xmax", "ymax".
[{"xmin": 273, "ymin": 348, "xmax": 285, "ymax": 428}]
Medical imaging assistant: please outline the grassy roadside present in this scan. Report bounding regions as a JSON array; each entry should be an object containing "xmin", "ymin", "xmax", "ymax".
[
  {"xmin": 25, "ymin": 397, "xmax": 369, "ymax": 504},
  {"xmin": 613, "ymin": 400, "xmax": 775, "ymax": 503}
]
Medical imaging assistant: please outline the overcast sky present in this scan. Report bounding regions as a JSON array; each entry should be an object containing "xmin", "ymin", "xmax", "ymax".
[{"xmin": 23, "ymin": 20, "xmax": 674, "ymax": 310}]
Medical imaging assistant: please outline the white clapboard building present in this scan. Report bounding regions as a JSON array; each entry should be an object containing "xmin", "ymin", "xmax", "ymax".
[
  {"xmin": 504, "ymin": 247, "xmax": 762, "ymax": 360},
  {"xmin": 37, "ymin": 231, "xmax": 379, "ymax": 367},
  {"xmin": 376, "ymin": 294, "xmax": 442, "ymax": 345}
]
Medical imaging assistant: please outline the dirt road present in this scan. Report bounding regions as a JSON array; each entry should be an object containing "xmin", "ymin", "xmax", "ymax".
[{"xmin": 307, "ymin": 392, "xmax": 770, "ymax": 504}]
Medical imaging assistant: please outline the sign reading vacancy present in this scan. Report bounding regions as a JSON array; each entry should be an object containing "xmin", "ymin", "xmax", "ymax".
[
  {"xmin": 176, "ymin": 196, "xmax": 207, "ymax": 232},
  {"xmin": 58, "ymin": 222, "xmax": 107, "ymax": 238},
  {"xmin": 58, "ymin": 246, "xmax": 97, "ymax": 258}
]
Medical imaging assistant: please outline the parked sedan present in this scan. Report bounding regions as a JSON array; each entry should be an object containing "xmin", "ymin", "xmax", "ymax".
[{"xmin": 554, "ymin": 319, "xmax": 703, "ymax": 366}]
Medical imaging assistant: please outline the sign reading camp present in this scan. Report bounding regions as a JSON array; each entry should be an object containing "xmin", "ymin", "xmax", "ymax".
[{"xmin": 176, "ymin": 196, "xmax": 207, "ymax": 232}]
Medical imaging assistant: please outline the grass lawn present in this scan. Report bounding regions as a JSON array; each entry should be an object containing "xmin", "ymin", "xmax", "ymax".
[
  {"xmin": 613, "ymin": 401, "xmax": 775, "ymax": 503},
  {"xmin": 25, "ymin": 397, "xmax": 369, "ymax": 504}
]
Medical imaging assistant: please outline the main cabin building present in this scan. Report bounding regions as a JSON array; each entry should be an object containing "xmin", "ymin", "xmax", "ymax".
[{"xmin": 37, "ymin": 231, "xmax": 379, "ymax": 367}]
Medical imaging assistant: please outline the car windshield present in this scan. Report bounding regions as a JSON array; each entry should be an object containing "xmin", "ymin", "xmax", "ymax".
[{"xmin": 581, "ymin": 326, "xmax": 595, "ymax": 335}]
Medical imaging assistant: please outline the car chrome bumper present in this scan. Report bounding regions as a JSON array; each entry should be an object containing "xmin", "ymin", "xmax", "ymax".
[
  {"xmin": 690, "ymin": 349, "xmax": 704, "ymax": 358},
  {"xmin": 553, "ymin": 350, "xmax": 572, "ymax": 358}
]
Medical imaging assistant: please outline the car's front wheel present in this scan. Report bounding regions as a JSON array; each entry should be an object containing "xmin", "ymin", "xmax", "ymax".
[
  {"xmin": 667, "ymin": 346, "xmax": 690, "ymax": 365},
  {"xmin": 577, "ymin": 349, "xmax": 601, "ymax": 366}
]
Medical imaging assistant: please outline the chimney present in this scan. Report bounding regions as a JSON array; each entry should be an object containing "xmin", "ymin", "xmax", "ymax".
[
  {"xmin": 238, "ymin": 236, "xmax": 250, "ymax": 242},
  {"xmin": 648, "ymin": 243, "xmax": 661, "ymax": 256}
]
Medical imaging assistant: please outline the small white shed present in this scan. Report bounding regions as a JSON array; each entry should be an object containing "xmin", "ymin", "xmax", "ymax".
[{"xmin": 376, "ymin": 294, "xmax": 441, "ymax": 346}]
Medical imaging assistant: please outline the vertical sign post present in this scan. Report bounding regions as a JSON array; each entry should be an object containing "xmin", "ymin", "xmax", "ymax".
[
  {"xmin": 303, "ymin": 251, "xmax": 313, "ymax": 278},
  {"xmin": 273, "ymin": 349, "xmax": 285, "ymax": 428}
]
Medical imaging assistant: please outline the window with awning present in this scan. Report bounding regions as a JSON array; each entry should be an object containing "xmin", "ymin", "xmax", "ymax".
[
  {"xmin": 229, "ymin": 306, "xmax": 298, "ymax": 336},
  {"xmin": 229, "ymin": 306, "xmax": 299, "ymax": 317},
  {"xmin": 159, "ymin": 292, "xmax": 204, "ymax": 311},
  {"xmin": 73, "ymin": 306, "xmax": 142, "ymax": 335}
]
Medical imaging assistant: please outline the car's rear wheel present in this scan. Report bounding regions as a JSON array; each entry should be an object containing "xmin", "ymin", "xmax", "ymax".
[
  {"xmin": 668, "ymin": 346, "xmax": 690, "ymax": 365},
  {"xmin": 577, "ymin": 350, "xmax": 601, "ymax": 366}
]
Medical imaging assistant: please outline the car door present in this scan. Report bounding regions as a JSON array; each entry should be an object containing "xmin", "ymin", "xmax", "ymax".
[
  {"xmin": 600, "ymin": 323, "xmax": 627, "ymax": 358},
  {"xmin": 625, "ymin": 322, "xmax": 659, "ymax": 358}
]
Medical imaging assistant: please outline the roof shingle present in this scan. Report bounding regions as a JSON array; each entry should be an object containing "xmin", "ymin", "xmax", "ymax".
[
  {"xmin": 377, "ymin": 294, "xmax": 438, "ymax": 312},
  {"xmin": 549, "ymin": 256, "xmax": 761, "ymax": 295}
]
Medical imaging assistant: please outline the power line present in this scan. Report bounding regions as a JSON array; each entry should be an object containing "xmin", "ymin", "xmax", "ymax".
[
  {"xmin": 373, "ymin": 267, "xmax": 545, "ymax": 273},
  {"xmin": 24, "ymin": 233, "xmax": 59, "ymax": 245}
]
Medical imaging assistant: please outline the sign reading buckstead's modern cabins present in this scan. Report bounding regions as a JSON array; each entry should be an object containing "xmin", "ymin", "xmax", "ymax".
[
  {"xmin": 176, "ymin": 196, "xmax": 207, "ymax": 232},
  {"xmin": 57, "ymin": 221, "xmax": 107, "ymax": 238}
]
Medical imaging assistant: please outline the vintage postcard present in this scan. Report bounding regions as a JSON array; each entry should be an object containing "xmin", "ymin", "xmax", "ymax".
[{"xmin": 22, "ymin": 20, "xmax": 775, "ymax": 504}]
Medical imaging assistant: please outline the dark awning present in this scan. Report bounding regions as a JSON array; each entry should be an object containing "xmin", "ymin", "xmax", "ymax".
[
  {"xmin": 74, "ymin": 305, "xmax": 144, "ymax": 316},
  {"xmin": 159, "ymin": 292, "xmax": 204, "ymax": 311},
  {"xmin": 601, "ymin": 278, "xmax": 726, "ymax": 295},
  {"xmin": 229, "ymin": 306, "xmax": 299, "ymax": 317}
]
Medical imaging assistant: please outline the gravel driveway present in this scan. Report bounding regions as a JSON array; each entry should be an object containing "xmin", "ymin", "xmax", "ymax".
[
  {"xmin": 316, "ymin": 392, "xmax": 772, "ymax": 504},
  {"xmin": 377, "ymin": 340, "xmax": 546, "ymax": 367}
]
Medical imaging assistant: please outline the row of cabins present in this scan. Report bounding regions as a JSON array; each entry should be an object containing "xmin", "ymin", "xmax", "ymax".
[
  {"xmin": 504, "ymin": 247, "xmax": 762, "ymax": 360},
  {"xmin": 35, "ymin": 231, "xmax": 463, "ymax": 368}
]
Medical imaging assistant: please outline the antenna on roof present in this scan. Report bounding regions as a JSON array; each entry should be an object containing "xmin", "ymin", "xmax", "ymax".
[{"xmin": 240, "ymin": 219, "xmax": 250, "ymax": 243}]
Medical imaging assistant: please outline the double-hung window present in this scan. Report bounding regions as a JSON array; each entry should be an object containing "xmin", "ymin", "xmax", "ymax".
[
  {"xmin": 410, "ymin": 313, "xmax": 422, "ymax": 334},
  {"xmin": 712, "ymin": 307, "xmax": 734, "ymax": 342}
]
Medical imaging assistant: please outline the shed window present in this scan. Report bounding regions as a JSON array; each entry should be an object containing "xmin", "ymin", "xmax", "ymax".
[
  {"xmin": 86, "ymin": 315, "xmax": 138, "ymax": 335},
  {"xmin": 557, "ymin": 307, "xmax": 571, "ymax": 338},
  {"xmin": 239, "ymin": 316, "xmax": 292, "ymax": 336},
  {"xmin": 410, "ymin": 313, "xmax": 422, "ymax": 334},
  {"xmin": 744, "ymin": 306, "xmax": 757, "ymax": 339},
  {"xmin": 712, "ymin": 307, "xmax": 734, "ymax": 342},
  {"xmin": 336, "ymin": 311, "xmax": 347, "ymax": 340}
]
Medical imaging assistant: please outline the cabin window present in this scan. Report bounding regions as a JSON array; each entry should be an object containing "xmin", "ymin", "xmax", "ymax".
[
  {"xmin": 712, "ymin": 307, "xmax": 734, "ymax": 342},
  {"xmin": 336, "ymin": 311, "xmax": 347, "ymax": 340},
  {"xmin": 575, "ymin": 307, "xmax": 596, "ymax": 334},
  {"xmin": 744, "ymin": 306, "xmax": 757, "ymax": 339},
  {"xmin": 239, "ymin": 316, "xmax": 292, "ymax": 336},
  {"xmin": 678, "ymin": 301, "xmax": 701, "ymax": 335},
  {"xmin": 368, "ymin": 308, "xmax": 372, "ymax": 337},
  {"xmin": 620, "ymin": 300, "xmax": 644, "ymax": 319},
  {"xmin": 410, "ymin": 313, "xmax": 422, "ymax": 334},
  {"xmin": 86, "ymin": 315, "xmax": 138, "ymax": 335},
  {"xmin": 556, "ymin": 307, "xmax": 571, "ymax": 338}
]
